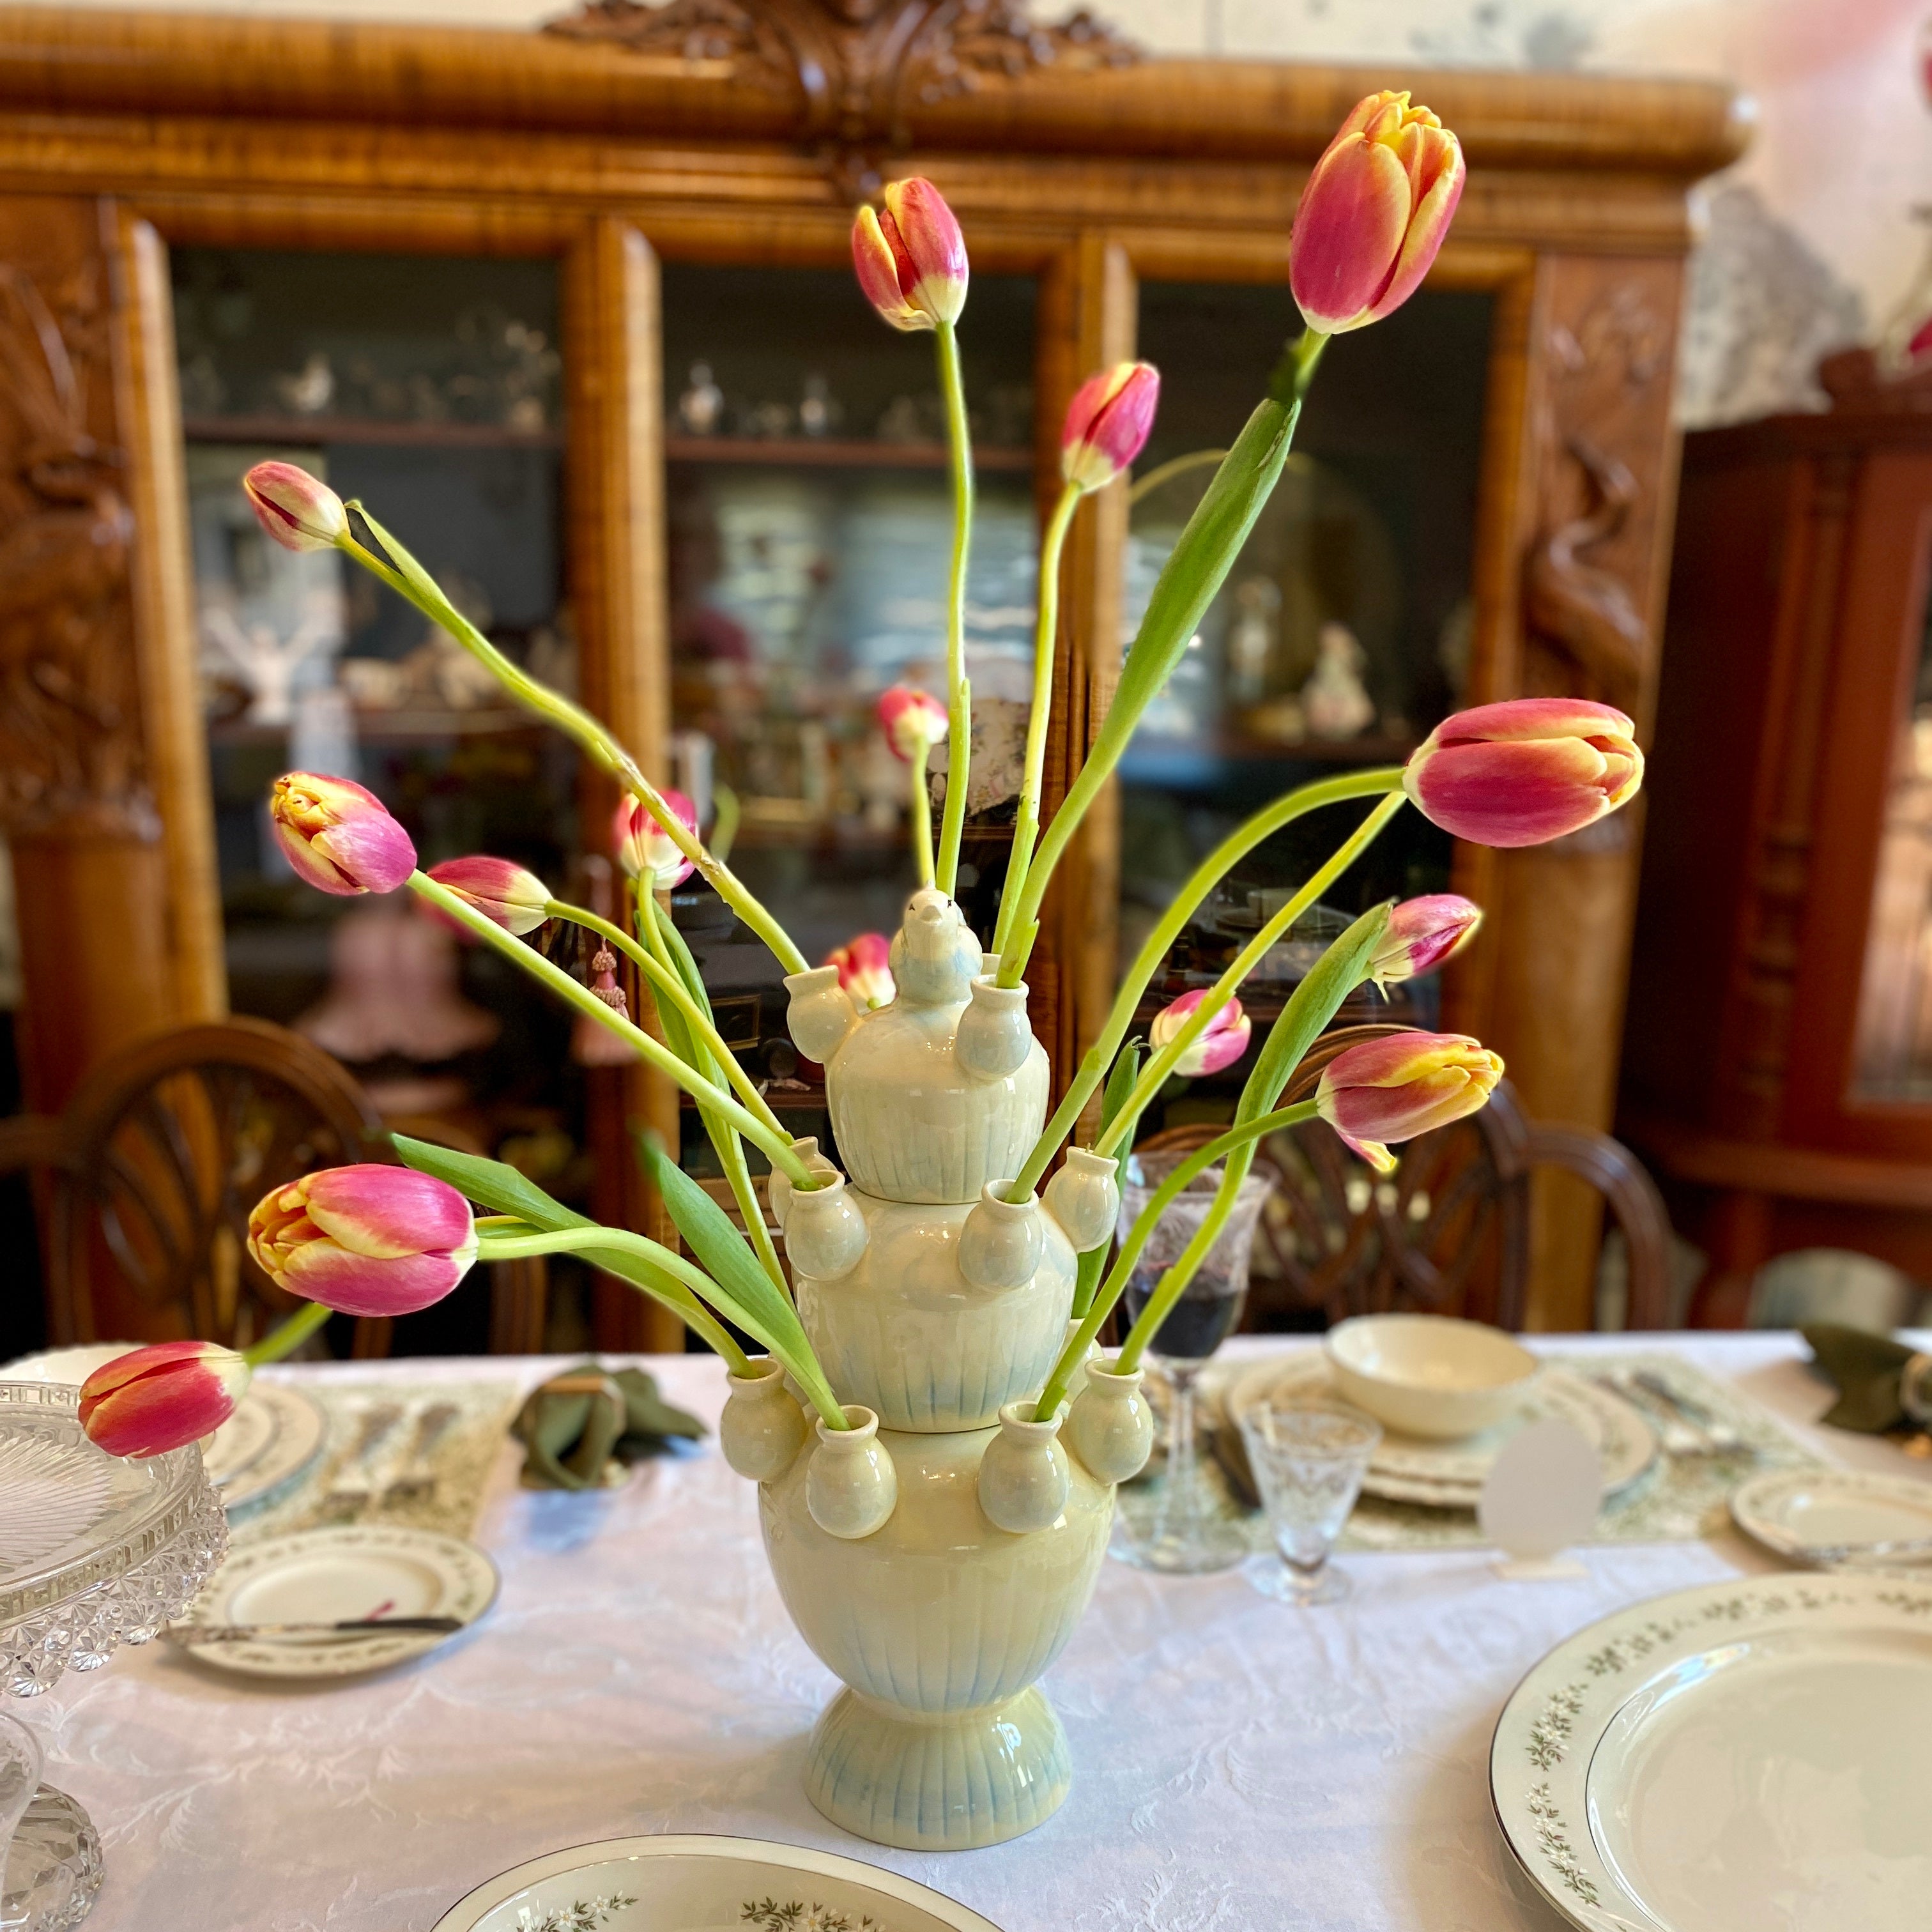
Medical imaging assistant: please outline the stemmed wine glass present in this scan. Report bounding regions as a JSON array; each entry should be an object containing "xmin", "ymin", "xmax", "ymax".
[{"xmin": 1112, "ymin": 1151, "xmax": 1276, "ymax": 1575}]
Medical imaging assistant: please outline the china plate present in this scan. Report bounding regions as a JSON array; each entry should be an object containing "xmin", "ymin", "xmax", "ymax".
[
  {"xmin": 431, "ymin": 1833, "xmax": 1004, "ymax": 1932},
  {"xmin": 179, "ymin": 1523, "xmax": 497, "ymax": 1678},
  {"xmin": 1730, "ymin": 1466, "xmax": 1932, "ymax": 1563},
  {"xmin": 4, "ymin": 1344, "xmax": 304, "ymax": 1495},
  {"xmin": 220, "ymin": 1381, "xmax": 328, "ymax": 1517},
  {"xmin": 1491, "ymin": 1572, "xmax": 1932, "ymax": 1931},
  {"xmin": 1221, "ymin": 1353, "xmax": 1655, "ymax": 1506}
]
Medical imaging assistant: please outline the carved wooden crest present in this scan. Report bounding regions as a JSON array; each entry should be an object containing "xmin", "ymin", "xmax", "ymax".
[{"xmin": 544, "ymin": 0, "xmax": 1137, "ymax": 188}]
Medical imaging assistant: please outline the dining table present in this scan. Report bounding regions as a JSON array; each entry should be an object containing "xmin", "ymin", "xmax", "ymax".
[{"xmin": 27, "ymin": 1328, "xmax": 1929, "ymax": 1932}]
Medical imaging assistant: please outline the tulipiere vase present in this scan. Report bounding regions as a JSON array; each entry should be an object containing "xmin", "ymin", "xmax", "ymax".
[{"xmin": 717, "ymin": 889, "xmax": 1152, "ymax": 1850}]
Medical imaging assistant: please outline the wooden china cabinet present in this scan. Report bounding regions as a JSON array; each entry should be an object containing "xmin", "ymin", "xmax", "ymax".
[
  {"xmin": 1624, "ymin": 350, "xmax": 1932, "ymax": 1321},
  {"xmin": 0, "ymin": 1, "xmax": 1743, "ymax": 1336}
]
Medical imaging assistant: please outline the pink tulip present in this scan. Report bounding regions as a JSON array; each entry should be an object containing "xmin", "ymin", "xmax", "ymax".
[
  {"xmin": 1061, "ymin": 362, "xmax": 1161, "ymax": 493},
  {"xmin": 613, "ymin": 790, "xmax": 698, "ymax": 891},
  {"xmin": 1289, "ymin": 91, "xmax": 1465, "ymax": 336},
  {"xmin": 1403, "ymin": 699, "xmax": 1644, "ymax": 848},
  {"xmin": 79, "ymin": 1340, "xmax": 253, "ymax": 1459},
  {"xmin": 1150, "ymin": 988, "xmax": 1252, "ymax": 1078},
  {"xmin": 878, "ymin": 685, "xmax": 949, "ymax": 763},
  {"xmin": 247, "ymin": 1165, "xmax": 478, "ymax": 1317},
  {"xmin": 424, "ymin": 855, "xmax": 551, "ymax": 937},
  {"xmin": 242, "ymin": 460, "xmax": 348, "ymax": 553},
  {"xmin": 270, "ymin": 772, "xmax": 417, "ymax": 895},
  {"xmin": 1370, "ymin": 894, "xmax": 1483, "ymax": 990},
  {"xmin": 1315, "ymin": 1030, "xmax": 1502, "ymax": 1174},
  {"xmin": 852, "ymin": 178, "xmax": 969, "ymax": 332},
  {"xmin": 826, "ymin": 932, "xmax": 895, "ymax": 1011}
]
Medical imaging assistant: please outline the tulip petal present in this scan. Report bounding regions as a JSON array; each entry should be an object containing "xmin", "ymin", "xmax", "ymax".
[
  {"xmin": 302, "ymin": 1165, "xmax": 475, "ymax": 1260},
  {"xmin": 79, "ymin": 1343, "xmax": 251, "ymax": 1459},
  {"xmin": 1407, "ymin": 737, "xmax": 1622, "ymax": 847},
  {"xmin": 282, "ymin": 1242, "xmax": 470, "ymax": 1317},
  {"xmin": 1336, "ymin": 1130, "xmax": 1399, "ymax": 1175},
  {"xmin": 882, "ymin": 178, "xmax": 968, "ymax": 325},
  {"xmin": 310, "ymin": 812, "xmax": 417, "ymax": 896},
  {"xmin": 1430, "ymin": 697, "xmax": 1635, "ymax": 747},
  {"xmin": 852, "ymin": 205, "xmax": 925, "ymax": 331},
  {"xmin": 1290, "ymin": 134, "xmax": 1414, "ymax": 333},
  {"xmin": 1365, "ymin": 130, "xmax": 1466, "ymax": 323}
]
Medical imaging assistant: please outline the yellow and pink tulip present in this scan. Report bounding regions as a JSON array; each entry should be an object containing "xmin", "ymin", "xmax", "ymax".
[
  {"xmin": 1402, "ymin": 698, "xmax": 1643, "ymax": 848},
  {"xmin": 1150, "ymin": 989, "xmax": 1252, "ymax": 1078},
  {"xmin": 242, "ymin": 461, "xmax": 347, "ymax": 553},
  {"xmin": 270, "ymin": 772, "xmax": 417, "ymax": 896},
  {"xmin": 1289, "ymin": 89, "xmax": 1465, "ymax": 337},
  {"xmin": 1061, "ymin": 362, "xmax": 1160, "ymax": 493},
  {"xmin": 878, "ymin": 685, "xmax": 948, "ymax": 763},
  {"xmin": 1370, "ymin": 894, "xmax": 1483, "ymax": 990},
  {"xmin": 246, "ymin": 1165, "xmax": 478, "ymax": 1318},
  {"xmin": 424, "ymin": 855, "xmax": 551, "ymax": 937},
  {"xmin": 613, "ymin": 790, "xmax": 698, "ymax": 891},
  {"xmin": 826, "ymin": 931, "xmax": 895, "ymax": 1011},
  {"xmin": 852, "ymin": 178, "xmax": 969, "ymax": 332},
  {"xmin": 78, "ymin": 1341, "xmax": 253, "ymax": 1459},
  {"xmin": 1315, "ymin": 1030, "xmax": 1503, "ymax": 1173}
]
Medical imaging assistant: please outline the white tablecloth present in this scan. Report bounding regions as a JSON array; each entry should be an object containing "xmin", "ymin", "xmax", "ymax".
[{"xmin": 31, "ymin": 1331, "xmax": 1931, "ymax": 1932}]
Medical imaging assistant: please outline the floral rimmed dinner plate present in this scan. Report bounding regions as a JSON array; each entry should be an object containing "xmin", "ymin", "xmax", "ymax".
[
  {"xmin": 218, "ymin": 1381, "xmax": 328, "ymax": 1517},
  {"xmin": 1491, "ymin": 1571, "xmax": 1932, "ymax": 1931},
  {"xmin": 1729, "ymin": 1465, "xmax": 1932, "ymax": 1565},
  {"xmin": 179, "ymin": 1522, "xmax": 496, "ymax": 1678},
  {"xmin": 431, "ymin": 1834, "xmax": 1005, "ymax": 1932},
  {"xmin": 1221, "ymin": 1352, "xmax": 1655, "ymax": 1506}
]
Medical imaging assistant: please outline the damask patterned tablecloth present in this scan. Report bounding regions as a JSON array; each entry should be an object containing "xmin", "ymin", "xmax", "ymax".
[{"xmin": 31, "ymin": 1331, "xmax": 1931, "ymax": 1932}]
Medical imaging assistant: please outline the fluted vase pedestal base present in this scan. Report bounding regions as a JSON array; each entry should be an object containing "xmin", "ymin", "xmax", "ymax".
[{"xmin": 804, "ymin": 1686, "xmax": 1071, "ymax": 1851}]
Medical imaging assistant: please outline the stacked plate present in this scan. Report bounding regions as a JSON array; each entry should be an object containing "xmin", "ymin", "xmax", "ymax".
[
  {"xmin": 4, "ymin": 1344, "xmax": 328, "ymax": 1517},
  {"xmin": 1729, "ymin": 1466, "xmax": 1932, "ymax": 1571},
  {"xmin": 1222, "ymin": 1353, "xmax": 1657, "ymax": 1508}
]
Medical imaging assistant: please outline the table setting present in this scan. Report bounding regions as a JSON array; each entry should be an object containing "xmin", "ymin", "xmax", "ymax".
[{"xmin": 5, "ymin": 86, "xmax": 1931, "ymax": 1932}]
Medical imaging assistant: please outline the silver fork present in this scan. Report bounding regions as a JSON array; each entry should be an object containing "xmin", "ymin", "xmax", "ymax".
[
  {"xmin": 379, "ymin": 1401, "xmax": 460, "ymax": 1506},
  {"xmin": 1595, "ymin": 1366, "xmax": 1706, "ymax": 1457},
  {"xmin": 1629, "ymin": 1368, "xmax": 1746, "ymax": 1456},
  {"xmin": 318, "ymin": 1401, "xmax": 405, "ymax": 1518}
]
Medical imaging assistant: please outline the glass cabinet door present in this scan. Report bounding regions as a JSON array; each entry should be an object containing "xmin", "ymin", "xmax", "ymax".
[
  {"xmin": 174, "ymin": 246, "xmax": 595, "ymax": 1347},
  {"xmin": 658, "ymin": 263, "xmax": 1038, "ymax": 1167},
  {"xmin": 1117, "ymin": 284, "xmax": 1493, "ymax": 1130}
]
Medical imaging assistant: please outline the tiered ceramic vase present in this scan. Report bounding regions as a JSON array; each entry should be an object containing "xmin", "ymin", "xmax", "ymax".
[{"xmin": 717, "ymin": 888, "xmax": 1153, "ymax": 1850}]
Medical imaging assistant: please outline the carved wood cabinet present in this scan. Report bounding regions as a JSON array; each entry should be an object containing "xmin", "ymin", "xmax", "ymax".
[
  {"xmin": 1623, "ymin": 352, "xmax": 1932, "ymax": 1321},
  {"xmin": 0, "ymin": 3, "xmax": 1742, "ymax": 1332}
]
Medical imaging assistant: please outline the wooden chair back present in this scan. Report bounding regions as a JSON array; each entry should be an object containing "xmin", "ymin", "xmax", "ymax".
[
  {"xmin": 1134, "ymin": 1023, "xmax": 1673, "ymax": 1333},
  {"xmin": 1, "ymin": 1017, "xmax": 394, "ymax": 1355}
]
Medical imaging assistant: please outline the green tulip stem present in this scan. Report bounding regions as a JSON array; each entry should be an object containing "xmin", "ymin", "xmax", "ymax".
[
  {"xmin": 632, "ymin": 890, "xmax": 793, "ymax": 1307},
  {"xmin": 933, "ymin": 318, "xmax": 974, "ymax": 898},
  {"xmin": 408, "ymin": 873, "xmax": 817, "ymax": 1191},
  {"xmin": 337, "ymin": 508, "xmax": 807, "ymax": 976},
  {"xmin": 1091, "ymin": 791, "xmax": 1406, "ymax": 1156},
  {"xmin": 909, "ymin": 741, "xmax": 936, "ymax": 888},
  {"xmin": 241, "ymin": 1298, "xmax": 333, "ymax": 1368},
  {"xmin": 1004, "ymin": 767, "xmax": 1402, "ymax": 1202},
  {"xmin": 546, "ymin": 900, "xmax": 789, "ymax": 1148},
  {"xmin": 1030, "ymin": 1101, "xmax": 1317, "ymax": 1421},
  {"xmin": 993, "ymin": 325, "xmax": 1330, "ymax": 987},
  {"xmin": 479, "ymin": 1225, "xmax": 844, "ymax": 1424},
  {"xmin": 992, "ymin": 478, "xmax": 1083, "ymax": 970}
]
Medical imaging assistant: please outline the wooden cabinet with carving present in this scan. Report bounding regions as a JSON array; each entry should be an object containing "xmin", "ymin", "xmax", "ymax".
[
  {"xmin": 0, "ymin": 2, "xmax": 1744, "ymax": 1338},
  {"xmin": 1624, "ymin": 350, "xmax": 1932, "ymax": 1321}
]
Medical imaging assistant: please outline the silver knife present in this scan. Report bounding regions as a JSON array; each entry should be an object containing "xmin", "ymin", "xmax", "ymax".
[{"xmin": 165, "ymin": 1616, "xmax": 463, "ymax": 1644}]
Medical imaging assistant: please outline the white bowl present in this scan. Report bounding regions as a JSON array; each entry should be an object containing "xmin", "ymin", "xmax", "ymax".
[{"xmin": 1322, "ymin": 1313, "xmax": 1538, "ymax": 1440}]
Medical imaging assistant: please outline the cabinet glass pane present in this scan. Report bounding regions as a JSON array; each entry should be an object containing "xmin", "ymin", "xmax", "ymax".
[
  {"xmin": 1851, "ymin": 560, "xmax": 1932, "ymax": 1101},
  {"xmin": 661, "ymin": 264, "xmax": 1036, "ymax": 1160},
  {"xmin": 1119, "ymin": 286, "xmax": 1491, "ymax": 1119},
  {"xmin": 175, "ymin": 248, "xmax": 592, "ymax": 1347}
]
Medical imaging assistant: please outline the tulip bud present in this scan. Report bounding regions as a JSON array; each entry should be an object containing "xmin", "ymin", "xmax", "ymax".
[
  {"xmin": 1289, "ymin": 90, "xmax": 1466, "ymax": 336},
  {"xmin": 247, "ymin": 1165, "xmax": 478, "ymax": 1318},
  {"xmin": 1150, "ymin": 988, "xmax": 1252, "ymax": 1078},
  {"xmin": 613, "ymin": 790, "xmax": 698, "ymax": 891},
  {"xmin": 1061, "ymin": 361, "xmax": 1161, "ymax": 493},
  {"xmin": 424, "ymin": 855, "xmax": 551, "ymax": 937},
  {"xmin": 242, "ymin": 461, "xmax": 348, "ymax": 553},
  {"xmin": 1315, "ymin": 1031, "xmax": 1502, "ymax": 1174},
  {"xmin": 826, "ymin": 932, "xmax": 895, "ymax": 1011},
  {"xmin": 878, "ymin": 686, "xmax": 948, "ymax": 763},
  {"xmin": 270, "ymin": 772, "xmax": 417, "ymax": 896},
  {"xmin": 79, "ymin": 1340, "xmax": 253, "ymax": 1459},
  {"xmin": 852, "ymin": 178, "xmax": 969, "ymax": 332},
  {"xmin": 1403, "ymin": 699, "xmax": 1644, "ymax": 848},
  {"xmin": 1370, "ymin": 894, "xmax": 1483, "ymax": 990}
]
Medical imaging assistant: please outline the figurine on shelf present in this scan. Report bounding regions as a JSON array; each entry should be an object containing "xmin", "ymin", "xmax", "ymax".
[
  {"xmin": 199, "ymin": 591, "xmax": 343, "ymax": 728},
  {"xmin": 799, "ymin": 372, "xmax": 841, "ymax": 440},
  {"xmin": 1226, "ymin": 574, "xmax": 1281, "ymax": 708},
  {"xmin": 1300, "ymin": 620, "xmax": 1376, "ymax": 740},
  {"xmin": 273, "ymin": 350, "xmax": 334, "ymax": 417},
  {"xmin": 678, "ymin": 361, "xmax": 725, "ymax": 436}
]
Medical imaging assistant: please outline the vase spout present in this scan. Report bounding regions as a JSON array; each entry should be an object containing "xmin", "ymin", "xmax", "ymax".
[
  {"xmin": 805, "ymin": 1406, "xmax": 898, "ymax": 1539},
  {"xmin": 957, "ymin": 1182, "xmax": 1045, "ymax": 1292},
  {"xmin": 783, "ymin": 964, "xmax": 858, "ymax": 1063},
  {"xmin": 1066, "ymin": 1356, "xmax": 1154, "ymax": 1485},
  {"xmin": 978, "ymin": 1399, "xmax": 1071, "ymax": 1533},
  {"xmin": 783, "ymin": 1171, "xmax": 868, "ymax": 1280},
  {"xmin": 954, "ymin": 976, "xmax": 1035, "ymax": 1082},
  {"xmin": 720, "ymin": 1356, "xmax": 809, "ymax": 1483},
  {"xmin": 1042, "ymin": 1146, "xmax": 1121, "ymax": 1252},
  {"xmin": 767, "ymin": 1134, "xmax": 838, "ymax": 1232}
]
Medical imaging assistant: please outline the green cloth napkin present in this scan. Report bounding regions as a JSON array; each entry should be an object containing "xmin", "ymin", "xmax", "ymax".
[
  {"xmin": 512, "ymin": 1362, "xmax": 706, "ymax": 1491},
  {"xmin": 1801, "ymin": 1323, "xmax": 1924, "ymax": 1434}
]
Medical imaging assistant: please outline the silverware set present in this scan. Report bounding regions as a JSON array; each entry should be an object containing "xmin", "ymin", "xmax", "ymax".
[
  {"xmin": 317, "ymin": 1398, "xmax": 460, "ymax": 1520},
  {"xmin": 1590, "ymin": 1364, "xmax": 1746, "ymax": 1459}
]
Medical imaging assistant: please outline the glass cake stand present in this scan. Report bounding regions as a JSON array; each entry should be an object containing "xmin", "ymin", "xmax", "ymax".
[{"xmin": 0, "ymin": 1380, "xmax": 227, "ymax": 1929}]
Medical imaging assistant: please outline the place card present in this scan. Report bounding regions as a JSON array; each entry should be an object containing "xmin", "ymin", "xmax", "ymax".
[{"xmin": 1479, "ymin": 1417, "xmax": 1601, "ymax": 1580}]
